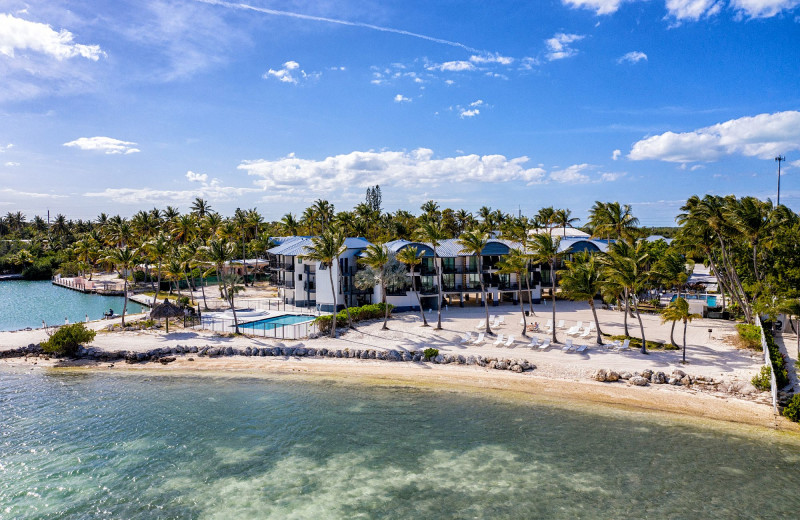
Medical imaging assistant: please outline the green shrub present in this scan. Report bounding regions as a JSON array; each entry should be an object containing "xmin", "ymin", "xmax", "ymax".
[
  {"xmin": 603, "ymin": 334, "xmax": 677, "ymax": 350},
  {"xmin": 22, "ymin": 258, "xmax": 55, "ymax": 280},
  {"xmin": 736, "ymin": 324, "xmax": 762, "ymax": 350},
  {"xmin": 41, "ymin": 323, "xmax": 96, "ymax": 356},
  {"xmin": 751, "ymin": 365, "xmax": 772, "ymax": 391},
  {"xmin": 423, "ymin": 348, "xmax": 439, "ymax": 361},
  {"xmin": 764, "ymin": 331, "xmax": 789, "ymax": 389},
  {"xmin": 314, "ymin": 303, "xmax": 394, "ymax": 333},
  {"xmin": 782, "ymin": 394, "xmax": 800, "ymax": 422}
]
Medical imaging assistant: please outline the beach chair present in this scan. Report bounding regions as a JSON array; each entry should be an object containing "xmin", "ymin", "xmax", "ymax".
[
  {"xmin": 578, "ymin": 328, "xmax": 591, "ymax": 339},
  {"xmin": 471, "ymin": 332, "xmax": 485, "ymax": 344},
  {"xmin": 490, "ymin": 316, "xmax": 501, "ymax": 328},
  {"xmin": 476, "ymin": 319, "xmax": 486, "ymax": 329},
  {"xmin": 538, "ymin": 338, "xmax": 551, "ymax": 351},
  {"xmin": 490, "ymin": 315, "xmax": 497, "ymax": 323},
  {"xmin": 614, "ymin": 339, "xmax": 631, "ymax": 352},
  {"xmin": 527, "ymin": 336, "xmax": 541, "ymax": 348},
  {"xmin": 588, "ymin": 322, "xmax": 597, "ymax": 332},
  {"xmin": 575, "ymin": 344, "xmax": 588, "ymax": 353},
  {"xmin": 498, "ymin": 315, "xmax": 505, "ymax": 324},
  {"xmin": 504, "ymin": 335, "xmax": 515, "ymax": 347},
  {"xmin": 557, "ymin": 319, "xmax": 565, "ymax": 329},
  {"xmin": 562, "ymin": 338, "xmax": 575, "ymax": 352},
  {"xmin": 546, "ymin": 319, "xmax": 553, "ymax": 329},
  {"xmin": 565, "ymin": 325, "xmax": 580, "ymax": 335},
  {"xmin": 460, "ymin": 331, "xmax": 474, "ymax": 344},
  {"xmin": 493, "ymin": 334, "xmax": 505, "ymax": 346},
  {"xmin": 520, "ymin": 317, "xmax": 526, "ymax": 326}
]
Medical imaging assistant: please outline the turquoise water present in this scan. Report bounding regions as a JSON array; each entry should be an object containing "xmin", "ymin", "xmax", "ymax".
[
  {"xmin": 0, "ymin": 280, "xmax": 144, "ymax": 331},
  {"xmin": 2, "ymin": 367, "xmax": 800, "ymax": 519},
  {"xmin": 239, "ymin": 314, "xmax": 314, "ymax": 330},
  {"xmin": 672, "ymin": 294, "xmax": 718, "ymax": 307}
]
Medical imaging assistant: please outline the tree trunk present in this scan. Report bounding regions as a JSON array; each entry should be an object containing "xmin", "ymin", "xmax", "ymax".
[
  {"xmin": 121, "ymin": 276, "xmax": 128, "ymax": 327},
  {"xmin": 682, "ymin": 319, "xmax": 688, "ymax": 363},
  {"xmin": 633, "ymin": 299, "xmax": 646, "ymax": 354},
  {"xmin": 382, "ymin": 285, "xmax": 389, "ymax": 330},
  {"xmin": 670, "ymin": 289, "xmax": 680, "ymax": 347},
  {"xmin": 339, "ymin": 259, "xmax": 355, "ymax": 330},
  {"xmin": 550, "ymin": 260, "xmax": 557, "ymax": 344},
  {"xmin": 411, "ymin": 266, "xmax": 428, "ymax": 326},
  {"xmin": 525, "ymin": 260, "xmax": 536, "ymax": 316},
  {"xmin": 200, "ymin": 281, "xmax": 209, "ymax": 310},
  {"xmin": 229, "ymin": 284, "xmax": 240, "ymax": 334},
  {"xmin": 329, "ymin": 264, "xmax": 337, "ymax": 338},
  {"xmin": 479, "ymin": 255, "xmax": 492, "ymax": 335},
  {"xmin": 589, "ymin": 299, "xmax": 602, "ymax": 344},
  {"xmin": 518, "ymin": 282, "xmax": 526, "ymax": 337},
  {"xmin": 435, "ymin": 247, "xmax": 443, "ymax": 330},
  {"xmin": 623, "ymin": 288, "xmax": 630, "ymax": 337}
]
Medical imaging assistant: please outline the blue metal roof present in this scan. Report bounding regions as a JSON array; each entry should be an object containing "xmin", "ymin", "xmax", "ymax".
[
  {"xmin": 385, "ymin": 239, "xmax": 436, "ymax": 257},
  {"xmin": 267, "ymin": 236, "xmax": 373, "ymax": 257},
  {"xmin": 557, "ymin": 237, "xmax": 609, "ymax": 254}
]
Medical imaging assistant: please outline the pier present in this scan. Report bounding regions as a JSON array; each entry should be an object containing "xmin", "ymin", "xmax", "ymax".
[{"xmin": 52, "ymin": 275, "xmax": 126, "ymax": 296}]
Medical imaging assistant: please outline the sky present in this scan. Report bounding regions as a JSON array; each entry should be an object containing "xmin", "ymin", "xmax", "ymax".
[{"xmin": 1, "ymin": 0, "xmax": 799, "ymax": 227}]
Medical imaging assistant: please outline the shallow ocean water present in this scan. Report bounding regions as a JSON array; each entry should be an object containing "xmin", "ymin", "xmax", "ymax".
[
  {"xmin": 0, "ymin": 280, "xmax": 144, "ymax": 331},
  {"xmin": 2, "ymin": 366, "xmax": 799, "ymax": 519}
]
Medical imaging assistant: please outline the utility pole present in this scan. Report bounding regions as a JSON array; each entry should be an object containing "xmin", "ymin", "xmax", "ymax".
[{"xmin": 775, "ymin": 155, "xmax": 785, "ymax": 206}]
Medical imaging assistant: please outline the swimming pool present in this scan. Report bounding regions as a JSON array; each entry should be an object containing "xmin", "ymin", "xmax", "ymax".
[
  {"xmin": 239, "ymin": 314, "xmax": 315, "ymax": 330},
  {"xmin": 671, "ymin": 294, "xmax": 718, "ymax": 307}
]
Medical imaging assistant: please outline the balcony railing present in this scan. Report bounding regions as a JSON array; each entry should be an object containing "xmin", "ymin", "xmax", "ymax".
[{"xmin": 280, "ymin": 262, "xmax": 295, "ymax": 271}]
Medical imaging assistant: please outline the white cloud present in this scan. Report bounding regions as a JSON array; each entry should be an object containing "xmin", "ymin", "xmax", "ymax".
[
  {"xmin": 629, "ymin": 111, "xmax": 800, "ymax": 162},
  {"xmin": 612, "ymin": 149, "xmax": 622, "ymax": 160},
  {"xmin": 238, "ymin": 149, "xmax": 547, "ymax": 192},
  {"xmin": 562, "ymin": 0, "xmax": 630, "ymax": 15},
  {"xmin": 550, "ymin": 164, "xmax": 592, "ymax": 183},
  {"xmin": 469, "ymin": 100, "xmax": 484, "ymax": 107},
  {"xmin": 63, "ymin": 137, "xmax": 140, "ymax": 155},
  {"xmin": 4, "ymin": 161, "xmax": 20, "ymax": 167},
  {"xmin": 519, "ymin": 57, "xmax": 540, "ymax": 70},
  {"xmin": 394, "ymin": 94, "xmax": 411, "ymax": 103},
  {"xmin": 0, "ymin": 143, "xmax": 13, "ymax": 152},
  {"xmin": 460, "ymin": 109, "xmax": 480, "ymax": 118},
  {"xmin": 186, "ymin": 170, "xmax": 208, "ymax": 183},
  {"xmin": 730, "ymin": 0, "xmax": 800, "ymax": 18},
  {"xmin": 469, "ymin": 53, "xmax": 514, "ymax": 65},
  {"xmin": 0, "ymin": 188, "xmax": 66, "ymax": 199},
  {"xmin": 545, "ymin": 33, "xmax": 585, "ymax": 61},
  {"xmin": 85, "ymin": 182, "xmax": 259, "ymax": 205},
  {"xmin": 601, "ymin": 171, "xmax": 626, "ymax": 181},
  {"xmin": 0, "ymin": 13, "xmax": 105, "ymax": 61},
  {"xmin": 617, "ymin": 51, "xmax": 647, "ymax": 64},
  {"xmin": 791, "ymin": 160, "xmax": 800, "ymax": 167},
  {"xmin": 665, "ymin": 0, "xmax": 723, "ymax": 20},
  {"xmin": 426, "ymin": 60, "xmax": 475, "ymax": 72},
  {"xmin": 264, "ymin": 60, "xmax": 319, "ymax": 84}
]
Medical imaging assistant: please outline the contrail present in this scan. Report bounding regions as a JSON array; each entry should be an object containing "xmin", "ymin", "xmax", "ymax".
[{"xmin": 195, "ymin": 0, "xmax": 483, "ymax": 54}]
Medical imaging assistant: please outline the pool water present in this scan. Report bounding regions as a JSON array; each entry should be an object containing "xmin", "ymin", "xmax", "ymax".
[
  {"xmin": 671, "ymin": 294, "xmax": 718, "ymax": 307},
  {"xmin": 239, "ymin": 314, "xmax": 315, "ymax": 330}
]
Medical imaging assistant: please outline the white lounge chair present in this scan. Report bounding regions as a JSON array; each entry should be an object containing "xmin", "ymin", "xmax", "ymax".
[
  {"xmin": 578, "ymin": 328, "xmax": 591, "ymax": 339},
  {"xmin": 565, "ymin": 325, "xmax": 580, "ymax": 335},
  {"xmin": 504, "ymin": 335, "xmax": 515, "ymax": 347},
  {"xmin": 527, "ymin": 336, "xmax": 541, "ymax": 348},
  {"xmin": 493, "ymin": 334, "xmax": 505, "ymax": 346},
  {"xmin": 557, "ymin": 319, "xmax": 565, "ymax": 329},
  {"xmin": 614, "ymin": 339, "xmax": 631, "ymax": 351},
  {"xmin": 490, "ymin": 315, "xmax": 497, "ymax": 323},
  {"xmin": 498, "ymin": 315, "xmax": 505, "ymax": 324},
  {"xmin": 575, "ymin": 344, "xmax": 588, "ymax": 353},
  {"xmin": 546, "ymin": 319, "xmax": 553, "ymax": 329},
  {"xmin": 476, "ymin": 319, "xmax": 486, "ymax": 329},
  {"xmin": 574, "ymin": 321, "xmax": 583, "ymax": 331},
  {"xmin": 519, "ymin": 317, "xmax": 526, "ymax": 326},
  {"xmin": 471, "ymin": 332, "xmax": 485, "ymax": 344},
  {"xmin": 538, "ymin": 338, "xmax": 551, "ymax": 350},
  {"xmin": 562, "ymin": 338, "xmax": 575, "ymax": 352},
  {"xmin": 490, "ymin": 317, "xmax": 501, "ymax": 328},
  {"xmin": 588, "ymin": 322, "xmax": 597, "ymax": 332},
  {"xmin": 460, "ymin": 331, "xmax": 474, "ymax": 344}
]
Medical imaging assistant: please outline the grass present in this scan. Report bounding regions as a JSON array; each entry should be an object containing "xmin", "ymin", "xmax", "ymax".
[{"xmin": 602, "ymin": 334, "xmax": 678, "ymax": 351}]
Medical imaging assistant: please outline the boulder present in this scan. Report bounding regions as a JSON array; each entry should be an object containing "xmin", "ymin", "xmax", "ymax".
[
  {"xmin": 295, "ymin": 348, "xmax": 307, "ymax": 357},
  {"xmin": 466, "ymin": 355, "xmax": 477, "ymax": 365},
  {"xmin": 402, "ymin": 352, "xmax": 413, "ymax": 362},
  {"xmin": 640, "ymin": 369, "xmax": 653, "ymax": 380},
  {"xmin": 159, "ymin": 356, "xmax": 176, "ymax": 365},
  {"xmin": 369, "ymin": 350, "xmax": 377, "ymax": 359},
  {"xmin": 619, "ymin": 371, "xmax": 632, "ymax": 380},
  {"xmin": 629, "ymin": 376, "xmax": 648, "ymax": 386},
  {"xmin": 245, "ymin": 347, "xmax": 252, "ymax": 356},
  {"xmin": 224, "ymin": 347, "xmax": 234, "ymax": 356},
  {"xmin": 189, "ymin": 346, "xmax": 199, "ymax": 353},
  {"xmin": 456, "ymin": 355, "xmax": 466, "ymax": 365},
  {"xmin": 681, "ymin": 375, "xmax": 692, "ymax": 386},
  {"xmin": 307, "ymin": 348, "xmax": 317, "ymax": 357},
  {"xmin": 412, "ymin": 353, "xmax": 422, "ymax": 362},
  {"xmin": 434, "ymin": 354, "xmax": 444, "ymax": 364},
  {"xmin": 335, "ymin": 350, "xmax": 343, "ymax": 358},
  {"xmin": 668, "ymin": 377, "xmax": 682, "ymax": 385},
  {"xmin": 651, "ymin": 371, "xmax": 666, "ymax": 384},
  {"xmin": 672, "ymin": 369, "xmax": 686, "ymax": 379},
  {"xmin": 510, "ymin": 364, "xmax": 523, "ymax": 373},
  {"xmin": 593, "ymin": 369, "xmax": 609, "ymax": 382},
  {"xmin": 487, "ymin": 360, "xmax": 497, "ymax": 369},
  {"xmin": 606, "ymin": 370, "xmax": 620, "ymax": 382},
  {"xmin": 360, "ymin": 350, "xmax": 370, "ymax": 359}
]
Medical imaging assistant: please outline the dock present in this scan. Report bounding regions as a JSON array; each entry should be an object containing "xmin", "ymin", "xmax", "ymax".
[{"xmin": 52, "ymin": 276, "xmax": 126, "ymax": 296}]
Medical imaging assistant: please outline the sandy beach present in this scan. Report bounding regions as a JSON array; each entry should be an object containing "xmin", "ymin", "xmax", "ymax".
[{"xmin": 3, "ymin": 299, "xmax": 795, "ymax": 431}]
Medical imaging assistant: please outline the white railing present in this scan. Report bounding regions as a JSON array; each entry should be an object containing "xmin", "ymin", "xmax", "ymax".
[
  {"xmin": 197, "ymin": 315, "xmax": 319, "ymax": 340},
  {"xmin": 756, "ymin": 315, "xmax": 778, "ymax": 413}
]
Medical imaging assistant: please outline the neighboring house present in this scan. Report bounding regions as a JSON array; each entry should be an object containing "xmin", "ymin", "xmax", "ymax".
[
  {"xmin": 384, "ymin": 238, "xmax": 544, "ymax": 309},
  {"xmin": 266, "ymin": 236, "xmax": 372, "ymax": 311},
  {"xmin": 221, "ymin": 258, "xmax": 269, "ymax": 280}
]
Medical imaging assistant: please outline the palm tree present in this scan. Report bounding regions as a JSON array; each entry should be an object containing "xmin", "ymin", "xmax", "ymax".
[
  {"xmin": 302, "ymin": 229, "xmax": 349, "ymax": 338},
  {"xmin": 661, "ymin": 297, "xmax": 701, "ymax": 363},
  {"xmin": 144, "ymin": 232, "xmax": 171, "ymax": 305},
  {"xmin": 281, "ymin": 213, "xmax": 301, "ymax": 236},
  {"xmin": 357, "ymin": 244, "xmax": 397, "ymax": 330},
  {"xmin": 554, "ymin": 208, "xmax": 580, "ymax": 237},
  {"xmin": 415, "ymin": 219, "xmax": 446, "ymax": 330},
  {"xmin": 191, "ymin": 198, "xmax": 212, "ymax": 218},
  {"xmin": 105, "ymin": 246, "xmax": 137, "ymax": 326},
  {"xmin": 588, "ymin": 201, "xmax": 639, "ymax": 242},
  {"xmin": 502, "ymin": 218, "xmax": 537, "ymax": 317},
  {"xmin": 396, "ymin": 246, "xmax": 428, "ymax": 326},
  {"xmin": 529, "ymin": 233, "xmax": 562, "ymax": 344},
  {"xmin": 558, "ymin": 251, "xmax": 604, "ymax": 344},
  {"xmin": 602, "ymin": 239, "xmax": 651, "ymax": 354},
  {"xmin": 653, "ymin": 249, "xmax": 692, "ymax": 347},
  {"xmin": 496, "ymin": 248, "xmax": 529, "ymax": 337},
  {"xmin": 458, "ymin": 230, "xmax": 493, "ymax": 335},
  {"xmin": 202, "ymin": 238, "xmax": 239, "ymax": 333}
]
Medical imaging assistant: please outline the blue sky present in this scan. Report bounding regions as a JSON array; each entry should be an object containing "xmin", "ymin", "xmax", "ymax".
[{"xmin": 1, "ymin": 0, "xmax": 799, "ymax": 227}]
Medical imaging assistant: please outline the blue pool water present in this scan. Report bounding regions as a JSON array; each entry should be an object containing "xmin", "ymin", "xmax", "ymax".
[
  {"xmin": 671, "ymin": 294, "xmax": 718, "ymax": 307},
  {"xmin": 239, "ymin": 314, "xmax": 315, "ymax": 330}
]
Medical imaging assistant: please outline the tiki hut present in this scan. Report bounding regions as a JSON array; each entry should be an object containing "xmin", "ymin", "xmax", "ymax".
[{"xmin": 150, "ymin": 299, "xmax": 185, "ymax": 333}]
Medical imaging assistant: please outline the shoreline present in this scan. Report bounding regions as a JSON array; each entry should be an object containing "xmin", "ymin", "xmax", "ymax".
[{"xmin": 4, "ymin": 354, "xmax": 797, "ymax": 434}]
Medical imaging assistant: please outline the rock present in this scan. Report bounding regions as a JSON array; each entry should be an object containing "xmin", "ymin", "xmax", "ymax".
[
  {"xmin": 487, "ymin": 360, "xmax": 497, "ymax": 369},
  {"xmin": 271, "ymin": 347, "xmax": 281, "ymax": 356},
  {"xmin": 606, "ymin": 370, "xmax": 620, "ymax": 382},
  {"xmin": 245, "ymin": 347, "xmax": 252, "ymax": 356},
  {"xmin": 477, "ymin": 356, "xmax": 487, "ymax": 367},
  {"xmin": 307, "ymin": 348, "xmax": 317, "ymax": 357},
  {"xmin": 672, "ymin": 369, "xmax": 686, "ymax": 379},
  {"xmin": 295, "ymin": 348, "xmax": 307, "ymax": 357},
  {"xmin": 159, "ymin": 357, "xmax": 176, "ymax": 364},
  {"xmin": 594, "ymin": 369, "xmax": 608, "ymax": 382},
  {"xmin": 434, "ymin": 354, "xmax": 444, "ymax": 364},
  {"xmin": 510, "ymin": 364, "xmax": 523, "ymax": 373},
  {"xmin": 369, "ymin": 350, "xmax": 377, "ymax": 359},
  {"xmin": 641, "ymin": 369, "xmax": 653, "ymax": 380},
  {"xmin": 402, "ymin": 352, "xmax": 412, "ymax": 362},
  {"xmin": 495, "ymin": 360, "xmax": 508, "ymax": 370},
  {"xmin": 387, "ymin": 350, "xmax": 402, "ymax": 361},
  {"xmin": 360, "ymin": 350, "xmax": 370, "ymax": 359},
  {"xmin": 281, "ymin": 347, "xmax": 294, "ymax": 356},
  {"xmin": 651, "ymin": 371, "xmax": 666, "ymax": 384},
  {"xmin": 681, "ymin": 375, "xmax": 692, "ymax": 386},
  {"xmin": 335, "ymin": 350, "xmax": 343, "ymax": 358},
  {"xmin": 466, "ymin": 355, "xmax": 477, "ymax": 365},
  {"xmin": 378, "ymin": 351, "xmax": 388, "ymax": 360},
  {"xmin": 669, "ymin": 377, "xmax": 682, "ymax": 385},
  {"xmin": 136, "ymin": 352, "xmax": 147, "ymax": 361},
  {"xmin": 189, "ymin": 346, "xmax": 199, "ymax": 353},
  {"xmin": 456, "ymin": 355, "xmax": 466, "ymax": 365},
  {"xmin": 629, "ymin": 376, "xmax": 648, "ymax": 386},
  {"xmin": 320, "ymin": 348, "xmax": 329, "ymax": 356}
]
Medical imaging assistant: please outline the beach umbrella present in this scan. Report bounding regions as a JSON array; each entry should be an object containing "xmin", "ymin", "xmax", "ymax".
[{"xmin": 150, "ymin": 299, "xmax": 184, "ymax": 333}]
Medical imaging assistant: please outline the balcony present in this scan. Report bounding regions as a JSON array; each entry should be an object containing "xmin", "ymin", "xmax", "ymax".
[
  {"xmin": 284, "ymin": 281, "xmax": 296, "ymax": 289},
  {"xmin": 280, "ymin": 262, "xmax": 295, "ymax": 271}
]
